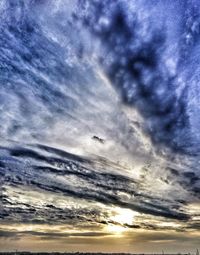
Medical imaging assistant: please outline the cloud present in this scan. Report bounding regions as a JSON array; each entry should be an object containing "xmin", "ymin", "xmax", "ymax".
[
  {"xmin": 1, "ymin": 143, "xmax": 191, "ymax": 229},
  {"xmin": 0, "ymin": 229, "xmax": 112, "ymax": 242},
  {"xmin": 76, "ymin": 0, "xmax": 200, "ymax": 156}
]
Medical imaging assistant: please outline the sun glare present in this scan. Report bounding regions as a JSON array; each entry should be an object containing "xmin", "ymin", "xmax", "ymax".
[
  {"xmin": 110, "ymin": 207, "xmax": 138, "ymax": 225},
  {"xmin": 106, "ymin": 224, "xmax": 127, "ymax": 235},
  {"xmin": 105, "ymin": 207, "xmax": 138, "ymax": 235}
]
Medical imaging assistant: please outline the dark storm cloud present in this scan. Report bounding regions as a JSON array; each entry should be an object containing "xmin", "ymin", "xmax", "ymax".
[
  {"xmin": 1, "ymin": 144, "xmax": 190, "ymax": 224},
  {"xmin": 163, "ymin": 166, "xmax": 200, "ymax": 199},
  {"xmin": 76, "ymin": 0, "xmax": 200, "ymax": 154},
  {"xmin": 2, "ymin": 144, "xmax": 187, "ymax": 222},
  {"xmin": 1, "ymin": 188, "xmax": 107, "ymax": 226}
]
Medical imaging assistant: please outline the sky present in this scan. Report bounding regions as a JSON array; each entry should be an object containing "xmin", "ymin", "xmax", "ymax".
[{"xmin": 0, "ymin": 0, "xmax": 200, "ymax": 253}]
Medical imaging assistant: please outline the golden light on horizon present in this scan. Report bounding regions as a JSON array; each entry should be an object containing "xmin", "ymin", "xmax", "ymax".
[{"xmin": 105, "ymin": 224, "xmax": 127, "ymax": 235}]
